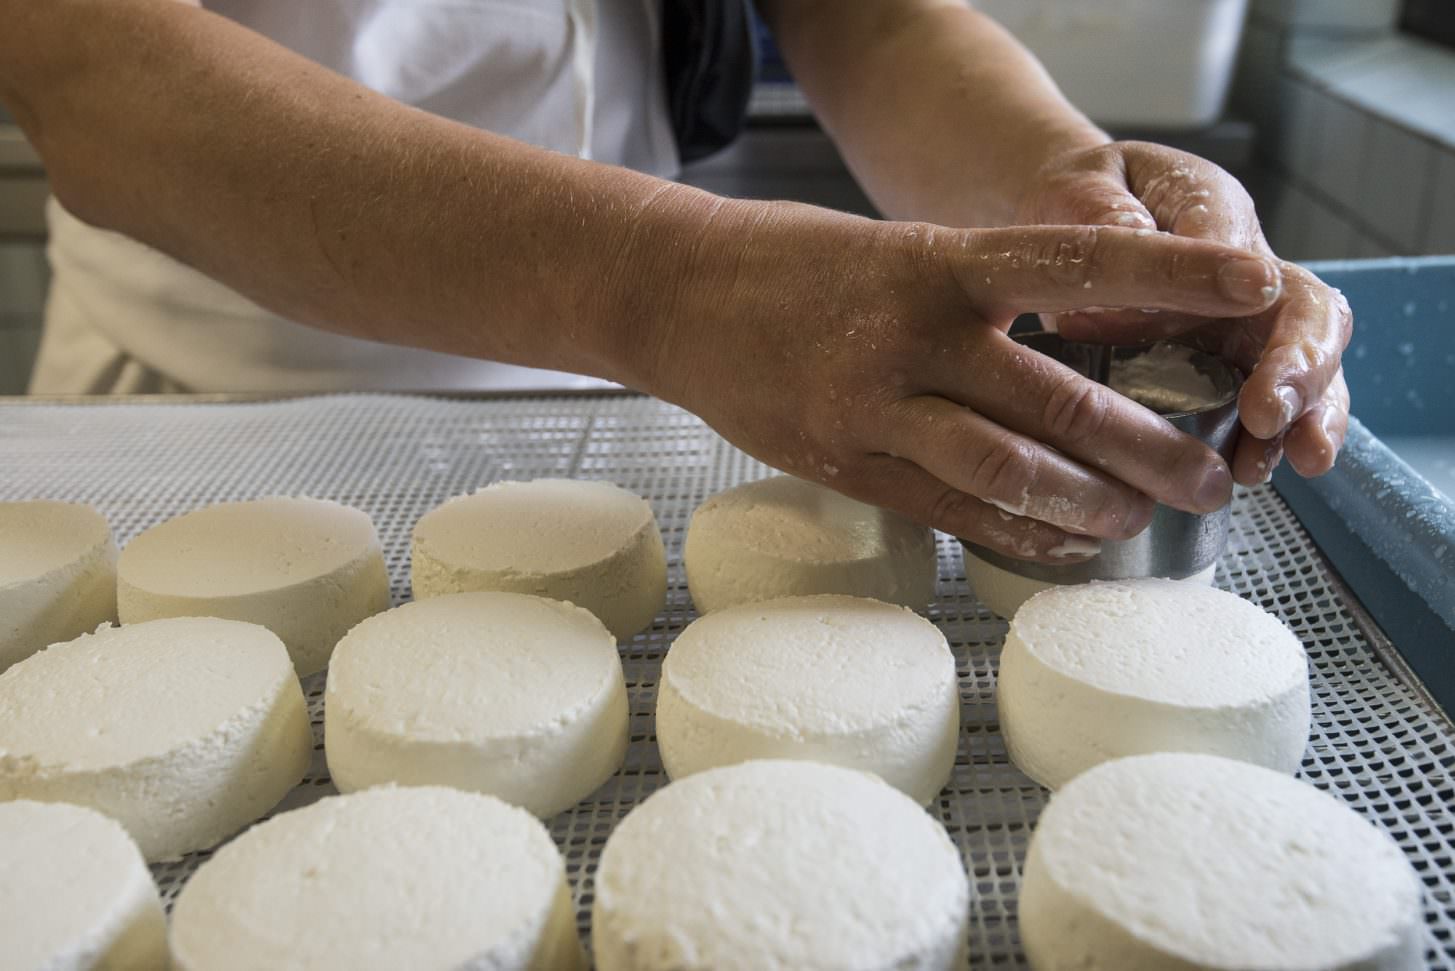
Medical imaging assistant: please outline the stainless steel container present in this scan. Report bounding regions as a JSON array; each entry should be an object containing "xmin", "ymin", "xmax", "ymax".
[{"xmin": 962, "ymin": 333, "xmax": 1243, "ymax": 585}]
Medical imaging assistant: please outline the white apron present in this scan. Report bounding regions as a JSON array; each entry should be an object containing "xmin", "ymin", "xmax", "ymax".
[{"xmin": 30, "ymin": 0, "xmax": 679, "ymax": 394}]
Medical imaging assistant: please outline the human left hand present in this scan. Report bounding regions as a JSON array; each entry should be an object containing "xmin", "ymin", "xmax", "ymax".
[{"xmin": 1017, "ymin": 140, "xmax": 1351, "ymax": 485}]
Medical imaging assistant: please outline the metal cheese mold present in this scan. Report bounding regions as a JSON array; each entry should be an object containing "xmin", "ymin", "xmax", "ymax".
[{"xmin": 2, "ymin": 392, "xmax": 1452, "ymax": 967}]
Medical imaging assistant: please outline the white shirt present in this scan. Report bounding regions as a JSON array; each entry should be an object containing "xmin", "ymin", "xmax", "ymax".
[{"xmin": 34, "ymin": 0, "xmax": 679, "ymax": 394}]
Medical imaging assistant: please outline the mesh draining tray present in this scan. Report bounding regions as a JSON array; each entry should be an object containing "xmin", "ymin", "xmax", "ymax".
[{"xmin": 2, "ymin": 392, "xmax": 1452, "ymax": 967}]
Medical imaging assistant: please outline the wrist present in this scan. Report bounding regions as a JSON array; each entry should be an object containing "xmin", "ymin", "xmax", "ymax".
[{"xmin": 587, "ymin": 181, "xmax": 754, "ymax": 398}]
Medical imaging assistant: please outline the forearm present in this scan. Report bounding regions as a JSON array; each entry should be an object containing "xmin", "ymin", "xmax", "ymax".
[
  {"xmin": 0, "ymin": 0, "xmax": 723, "ymax": 389},
  {"xmin": 762, "ymin": 0, "xmax": 1108, "ymax": 227}
]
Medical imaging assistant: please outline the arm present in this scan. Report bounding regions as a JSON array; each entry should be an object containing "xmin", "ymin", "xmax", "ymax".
[
  {"xmin": 1, "ymin": 0, "xmax": 716, "ymax": 387},
  {"xmin": 758, "ymin": 0, "xmax": 1108, "ymax": 228},
  {"xmin": 0, "ymin": 0, "xmax": 1282, "ymax": 560}
]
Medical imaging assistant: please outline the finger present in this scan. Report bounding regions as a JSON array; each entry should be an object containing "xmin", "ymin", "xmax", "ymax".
[
  {"xmin": 1232, "ymin": 430, "xmax": 1285, "ymax": 487},
  {"xmin": 1237, "ymin": 269, "xmax": 1352, "ymax": 439},
  {"xmin": 839, "ymin": 455, "xmax": 1098, "ymax": 564},
  {"xmin": 881, "ymin": 395, "xmax": 1156, "ymax": 540},
  {"xmin": 954, "ymin": 225, "xmax": 1282, "ymax": 322},
  {"xmin": 1124, "ymin": 146, "xmax": 1262, "ymax": 248},
  {"xmin": 1285, "ymin": 370, "xmax": 1350, "ymax": 477},
  {"xmin": 955, "ymin": 331, "xmax": 1235, "ymax": 514}
]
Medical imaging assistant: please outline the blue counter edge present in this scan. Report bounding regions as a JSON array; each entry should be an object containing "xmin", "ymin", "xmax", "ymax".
[{"xmin": 1276, "ymin": 257, "xmax": 1455, "ymax": 714}]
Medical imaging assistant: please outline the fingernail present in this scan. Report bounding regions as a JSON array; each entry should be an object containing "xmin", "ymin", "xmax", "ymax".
[
  {"xmin": 1219, "ymin": 258, "xmax": 1281, "ymax": 306},
  {"xmin": 1262, "ymin": 448, "xmax": 1284, "ymax": 485},
  {"xmin": 1275, "ymin": 386, "xmax": 1302, "ymax": 429},
  {"xmin": 1048, "ymin": 536, "xmax": 1102, "ymax": 559},
  {"xmin": 1319, "ymin": 408, "xmax": 1345, "ymax": 456},
  {"xmin": 1121, "ymin": 498, "xmax": 1156, "ymax": 538},
  {"xmin": 1195, "ymin": 462, "xmax": 1234, "ymax": 511},
  {"xmin": 1112, "ymin": 210, "xmax": 1155, "ymax": 229}
]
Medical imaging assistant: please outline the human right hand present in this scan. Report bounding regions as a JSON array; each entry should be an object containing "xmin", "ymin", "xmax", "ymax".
[{"xmin": 640, "ymin": 197, "xmax": 1284, "ymax": 563}]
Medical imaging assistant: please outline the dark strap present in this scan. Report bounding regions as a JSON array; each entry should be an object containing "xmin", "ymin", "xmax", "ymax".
[{"xmin": 661, "ymin": 0, "xmax": 758, "ymax": 163}]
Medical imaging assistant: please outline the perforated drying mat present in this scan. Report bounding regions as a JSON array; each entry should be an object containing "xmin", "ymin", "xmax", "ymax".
[{"xmin": 2, "ymin": 392, "xmax": 1452, "ymax": 968}]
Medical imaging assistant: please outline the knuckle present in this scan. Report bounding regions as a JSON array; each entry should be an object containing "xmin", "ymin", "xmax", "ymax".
[
  {"xmin": 1162, "ymin": 245, "xmax": 1191, "ymax": 286},
  {"xmin": 1042, "ymin": 376, "xmax": 1111, "ymax": 441},
  {"xmin": 1164, "ymin": 440, "xmax": 1214, "ymax": 498},
  {"xmin": 968, "ymin": 436, "xmax": 1038, "ymax": 506},
  {"xmin": 926, "ymin": 487, "xmax": 975, "ymax": 532},
  {"xmin": 1013, "ymin": 226, "xmax": 1100, "ymax": 288}
]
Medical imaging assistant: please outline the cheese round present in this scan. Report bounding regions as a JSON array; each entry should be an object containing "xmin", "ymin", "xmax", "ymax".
[
  {"xmin": 0, "ymin": 617, "xmax": 312, "ymax": 861},
  {"xmin": 411, "ymin": 479, "xmax": 667, "ymax": 640},
  {"xmin": 997, "ymin": 578, "xmax": 1310, "ymax": 790},
  {"xmin": 170, "ymin": 786, "xmax": 583, "ymax": 971},
  {"xmin": 118, "ymin": 497, "xmax": 390, "ymax": 676},
  {"xmin": 0, "ymin": 800, "xmax": 168, "ymax": 971},
  {"xmin": 656, "ymin": 595, "xmax": 959, "ymax": 805},
  {"xmin": 1020, "ymin": 753, "xmax": 1425, "ymax": 971},
  {"xmin": 0, "ymin": 500, "xmax": 118, "ymax": 673},
  {"xmin": 684, "ymin": 476, "xmax": 937, "ymax": 613},
  {"xmin": 964, "ymin": 547, "xmax": 1216, "ymax": 619},
  {"xmin": 326, "ymin": 592, "xmax": 627, "ymax": 817},
  {"xmin": 594, "ymin": 760, "xmax": 969, "ymax": 971}
]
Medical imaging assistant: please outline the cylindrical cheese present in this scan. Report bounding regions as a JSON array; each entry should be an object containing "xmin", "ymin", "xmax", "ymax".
[
  {"xmin": 657, "ymin": 595, "xmax": 959, "ymax": 805},
  {"xmin": 118, "ymin": 497, "xmax": 390, "ymax": 676},
  {"xmin": 0, "ymin": 800, "xmax": 169, "ymax": 971},
  {"xmin": 593, "ymin": 760, "xmax": 970, "ymax": 971},
  {"xmin": 0, "ymin": 500, "xmax": 118, "ymax": 673},
  {"xmin": 998, "ymin": 578, "xmax": 1309, "ymax": 789},
  {"xmin": 170, "ymin": 786, "xmax": 584, "ymax": 971},
  {"xmin": 683, "ymin": 476, "xmax": 937, "ymax": 613},
  {"xmin": 411, "ymin": 479, "xmax": 667, "ymax": 641},
  {"xmin": 326, "ymin": 592, "xmax": 628, "ymax": 817},
  {"xmin": 1020, "ymin": 753, "xmax": 1425, "ymax": 970},
  {"xmin": 964, "ymin": 547, "xmax": 1216, "ymax": 620},
  {"xmin": 0, "ymin": 617, "xmax": 312, "ymax": 861}
]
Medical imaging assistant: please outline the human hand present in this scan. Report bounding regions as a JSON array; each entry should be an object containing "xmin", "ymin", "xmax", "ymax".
[
  {"xmin": 1017, "ymin": 140, "xmax": 1351, "ymax": 485},
  {"xmin": 642, "ymin": 198, "xmax": 1283, "ymax": 563}
]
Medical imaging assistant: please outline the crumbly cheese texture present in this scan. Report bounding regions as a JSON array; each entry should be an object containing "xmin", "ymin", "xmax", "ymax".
[
  {"xmin": 0, "ymin": 800, "xmax": 168, "ymax": 971},
  {"xmin": 0, "ymin": 500, "xmax": 118, "ymax": 673},
  {"xmin": 326, "ymin": 592, "xmax": 628, "ymax": 817},
  {"xmin": 594, "ymin": 760, "xmax": 968, "ymax": 971},
  {"xmin": 1020, "ymin": 753, "xmax": 1425, "ymax": 970},
  {"xmin": 683, "ymin": 476, "xmax": 937, "ymax": 613},
  {"xmin": 117, "ymin": 497, "xmax": 389, "ymax": 676},
  {"xmin": 657, "ymin": 595, "xmax": 958, "ymax": 805},
  {"xmin": 998, "ymin": 578, "xmax": 1310, "ymax": 790},
  {"xmin": 170, "ymin": 786, "xmax": 583, "ymax": 971},
  {"xmin": 411, "ymin": 479, "xmax": 667, "ymax": 641},
  {"xmin": 0, "ymin": 617, "xmax": 312, "ymax": 861},
  {"xmin": 964, "ymin": 548, "xmax": 1215, "ymax": 619},
  {"xmin": 1110, "ymin": 342, "xmax": 1224, "ymax": 415}
]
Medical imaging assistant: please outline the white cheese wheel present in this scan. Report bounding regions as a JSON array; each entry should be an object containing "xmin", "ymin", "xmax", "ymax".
[
  {"xmin": 411, "ymin": 479, "xmax": 667, "ymax": 640},
  {"xmin": 997, "ymin": 578, "xmax": 1310, "ymax": 789},
  {"xmin": 0, "ymin": 617, "xmax": 312, "ymax": 861},
  {"xmin": 170, "ymin": 786, "xmax": 583, "ymax": 971},
  {"xmin": 0, "ymin": 500, "xmax": 118, "ymax": 673},
  {"xmin": 1020, "ymin": 753, "xmax": 1425, "ymax": 971},
  {"xmin": 656, "ymin": 595, "xmax": 959, "ymax": 805},
  {"xmin": 118, "ymin": 497, "xmax": 389, "ymax": 676},
  {"xmin": 593, "ymin": 760, "xmax": 969, "ymax": 971},
  {"xmin": 0, "ymin": 800, "xmax": 168, "ymax": 971},
  {"xmin": 964, "ymin": 546, "xmax": 1216, "ymax": 619},
  {"xmin": 326, "ymin": 592, "xmax": 627, "ymax": 817},
  {"xmin": 684, "ymin": 476, "xmax": 937, "ymax": 613}
]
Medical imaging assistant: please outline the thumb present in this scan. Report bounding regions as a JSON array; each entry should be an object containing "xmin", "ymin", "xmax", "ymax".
[{"xmin": 1039, "ymin": 172, "xmax": 1158, "ymax": 232}]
